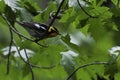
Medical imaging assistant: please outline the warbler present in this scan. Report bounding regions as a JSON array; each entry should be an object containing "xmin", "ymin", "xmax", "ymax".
[{"xmin": 16, "ymin": 21, "xmax": 59, "ymax": 42}]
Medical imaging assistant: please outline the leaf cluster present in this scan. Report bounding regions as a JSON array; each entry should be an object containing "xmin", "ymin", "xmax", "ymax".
[{"xmin": 0, "ymin": 0, "xmax": 120, "ymax": 80}]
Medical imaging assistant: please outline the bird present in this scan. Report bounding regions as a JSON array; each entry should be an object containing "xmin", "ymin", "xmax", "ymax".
[{"xmin": 16, "ymin": 21, "xmax": 59, "ymax": 42}]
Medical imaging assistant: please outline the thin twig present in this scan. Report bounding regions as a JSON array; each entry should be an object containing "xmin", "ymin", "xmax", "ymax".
[
  {"xmin": 32, "ymin": 65, "xmax": 55, "ymax": 69},
  {"xmin": 13, "ymin": 41, "xmax": 35, "ymax": 80},
  {"xmin": 77, "ymin": 0, "xmax": 96, "ymax": 18},
  {"xmin": 6, "ymin": 28, "xmax": 13, "ymax": 74},
  {"xmin": 24, "ymin": 49, "xmax": 34, "ymax": 80},
  {"xmin": 13, "ymin": 41, "xmax": 28, "ymax": 63},
  {"xmin": 13, "ymin": 42, "xmax": 35, "ymax": 80},
  {"xmin": 66, "ymin": 62, "xmax": 109, "ymax": 80},
  {"xmin": 13, "ymin": 41, "xmax": 55, "ymax": 69},
  {"xmin": 48, "ymin": 0, "xmax": 65, "ymax": 28}
]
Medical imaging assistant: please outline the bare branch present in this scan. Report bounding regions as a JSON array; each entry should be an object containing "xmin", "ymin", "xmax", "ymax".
[
  {"xmin": 13, "ymin": 41, "xmax": 55, "ymax": 69},
  {"xmin": 32, "ymin": 65, "xmax": 55, "ymax": 69},
  {"xmin": 66, "ymin": 62, "xmax": 109, "ymax": 80},
  {"xmin": 6, "ymin": 28, "xmax": 13, "ymax": 74},
  {"xmin": 77, "ymin": 0, "xmax": 97, "ymax": 18},
  {"xmin": 13, "ymin": 41, "xmax": 34, "ymax": 80},
  {"xmin": 24, "ymin": 49, "xmax": 34, "ymax": 80},
  {"xmin": 49, "ymin": 0, "xmax": 65, "ymax": 27}
]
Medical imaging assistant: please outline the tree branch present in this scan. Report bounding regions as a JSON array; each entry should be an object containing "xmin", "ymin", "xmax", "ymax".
[
  {"xmin": 24, "ymin": 49, "xmax": 34, "ymax": 80},
  {"xmin": 6, "ymin": 28, "xmax": 13, "ymax": 74},
  {"xmin": 66, "ymin": 61, "xmax": 109, "ymax": 80},
  {"xmin": 77, "ymin": 0, "xmax": 97, "ymax": 18},
  {"xmin": 13, "ymin": 41, "xmax": 55, "ymax": 69},
  {"xmin": 48, "ymin": 0, "xmax": 65, "ymax": 27}
]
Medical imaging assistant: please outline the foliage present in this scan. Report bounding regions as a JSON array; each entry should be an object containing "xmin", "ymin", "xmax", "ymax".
[{"xmin": 0, "ymin": 0, "xmax": 120, "ymax": 80}]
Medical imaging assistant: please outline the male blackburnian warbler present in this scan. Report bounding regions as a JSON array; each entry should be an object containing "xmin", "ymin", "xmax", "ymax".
[{"xmin": 16, "ymin": 21, "xmax": 59, "ymax": 42}]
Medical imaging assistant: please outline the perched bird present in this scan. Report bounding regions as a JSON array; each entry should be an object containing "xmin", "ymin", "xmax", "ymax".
[{"xmin": 16, "ymin": 21, "xmax": 59, "ymax": 42}]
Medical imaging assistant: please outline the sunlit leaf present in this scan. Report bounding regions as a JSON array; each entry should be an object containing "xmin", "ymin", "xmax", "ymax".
[
  {"xmin": 60, "ymin": 50, "xmax": 78, "ymax": 80},
  {"xmin": 4, "ymin": 0, "xmax": 22, "ymax": 11},
  {"xmin": 1, "ymin": 46, "xmax": 34, "ymax": 61}
]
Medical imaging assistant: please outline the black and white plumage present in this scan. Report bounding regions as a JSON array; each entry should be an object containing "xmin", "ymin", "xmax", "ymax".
[{"xmin": 16, "ymin": 21, "xmax": 59, "ymax": 41}]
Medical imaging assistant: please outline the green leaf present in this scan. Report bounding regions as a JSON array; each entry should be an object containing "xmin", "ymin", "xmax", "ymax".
[
  {"xmin": 111, "ymin": 8, "xmax": 120, "ymax": 17},
  {"xmin": 22, "ymin": 0, "xmax": 40, "ymax": 16},
  {"xmin": 4, "ymin": 0, "xmax": 33, "ymax": 21},
  {"xmin": 34, "ymin": 2, "xmax": 57, "ymax": 22},
  {"xmin": 4, "ymin": 6, "xmax": 16, "ymax": 26},
  {"xmin": 76, "ymin": 68, "xmax": 93, "ymax": 80},
  {"xmin": 80, "ymin": 24, "xmax": 90, "ymax": 35},
  {"xmin": 18, "ymin": 8, "xmax": 33, "ymax": 21},
  {"xmin": 111, "ymin": 0, "xmax": 118, "ymax": 6},
  {"xmin": 104, "ymin": 63, "xmax": 118, "ymax": 77},
  {"xmin": 19, "ymin": 40, "xmax": 33, "ymax": 50},
  {"xmin": 0, "ymin": 0, "xmax": 6, "ymax": 13},
  {"xmin": 115, "ymin": 73, "xmax": 120, "ymax": 80},
  {"xmin": 117, "ymin": 54, "xmax": 120, "ymax": 71},
  {"xmin": 88, "ymin": 18, "xmax": 106, "ymax": 40},
  {"xmin": 61, "ymin": 34, "xmax": 80, "ymax": 53},
  {"xmin": 59, "ymin": 7, "xmax": 75, "ymax": 23},
  {"xmin": 31, "ymin": 44, "xmax": 66, "ymax": 65},
  {"xmin": 90, "ymin": 7, "xmax": 112, "ymax": 20},
  {"xmin": 96, "ymin": 0, "xmax": 106, "ymax": 6}
]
